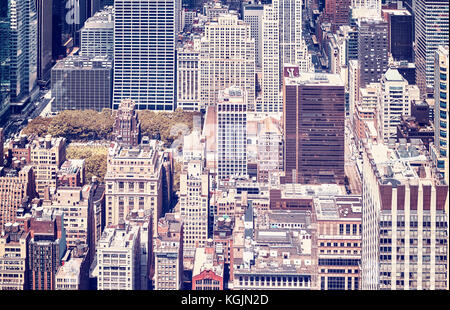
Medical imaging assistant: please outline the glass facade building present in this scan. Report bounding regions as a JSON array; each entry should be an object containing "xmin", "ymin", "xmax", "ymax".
[
  {"xmin": 51, "ymin": 55, "xmax": 112, "ymax": 112},
  {"xmin": 113, "ymin": 0, "xmax": 175, "ymax": 111}
]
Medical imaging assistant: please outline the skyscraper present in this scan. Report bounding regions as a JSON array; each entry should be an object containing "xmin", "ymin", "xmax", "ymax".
[
  {"xmin": 0, "ymin": 0, "xmax": 10, "ymax": 124},
  {"xmin": 216, "ymin": 86, "xmax": 248, "ymax": 181},
  {"xmin": 430, "ymin": 45, "xmax": 449, "ymax": 184},
  {"xmin": 283, "ymin": 73, "xmax": 345, "ymax": 185},
  {"xmin": 414, "ymin": 0, "xmax": 449, "ymax": 96},
  {"xmin": 80, "ymin": 5, "xmax": 114, "ymax": 59},
  {"xmin": 113, "ymin": 0, "xmax": 175, "ymax": 111},
  {"xmin": 243, "ymin": 4, "xmax": 264, "ymax": 68},
  {"xmin": 8, "ymin": 0, "xmax": 38, "ymax": 104},
  {"xmin": 261, "ymin": 3, "xmax": 281, "ymax": 113},
  {"xmin": 36, "ymin": 0, "xmax": 53, "ymax": 85},
  {"xmin": 51, "ymin": 55, "xmax": 113, "ymax": 112},
  {"xmin": 199, "ymin": 14, "xmax": 255, "ymax": 108},
  {"xmin": 378, "ymin": 68, "xmax": 420, "ymax": 142},
  {"xmin": 357, "ymin": 18, "xmax": 388, "ymax": 88}
]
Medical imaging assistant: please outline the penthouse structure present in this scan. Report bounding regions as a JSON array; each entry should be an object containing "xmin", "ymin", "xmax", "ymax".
[
  {"xmin": 0, "ymin": 224, "xmax": 30, "ymax": 290},
  {"xmin": 154, "ymin": 213, "xmax": 184, "ymax": 290},
  {"xmin": 283, "ymin": 73, "xmax": 345, "ymax": 185},
  {"xmin": 96, "ymin": 224, "xmax": 141, "ymax": 290},
  {"xmin": 30, "ymin": 135, "xmax": 66, "ymax": 198},
  {"xmin": 51, "ymin": 55, "xmax": 113, "ymax": 112},
  {"xmin": 361, "ymin": 139, "xmax": 448, "ymax": 290},
  {"xmin": 104, "ymin": 139, "xmax": 163, "ymax": 235}
]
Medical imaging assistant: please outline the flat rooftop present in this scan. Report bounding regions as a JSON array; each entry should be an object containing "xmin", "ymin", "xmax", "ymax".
[{"xmin": 284, "ymin": 73, "xmax": 344, "ymax": 87}]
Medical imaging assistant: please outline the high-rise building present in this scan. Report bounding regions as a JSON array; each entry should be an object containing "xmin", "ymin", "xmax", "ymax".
[
  {"xmin": 324, "ymin": 0, "xmax": 351, "ymax": 32},
  {"xmin": 382, "ymin": 8, "xmax": 413, "ymax": 62},
  {"xmin": 96, "ymin": 223, "xmax": 141, "ymax": 290},
  {"xmin": 0, "ymin": 0, "xmax": 10, "ymax": 125},
  {"xmin": 283, "ymin": 73, "xmax": 345, "ymax": 185},
  {"xmin": 216, "ymin": 86, "xmax": 248, "ymax": 181},
  {"xmin": 35, "ymin": 0, "xmax": 53, "ymax": 86},
  {"xmin": 0, "ymin": 223, "xmax": 30, "ymax": 290},
  {"xmin": 378, "ymin": 68, "xmax": 420, "ymax": 142},
  {"xmin": 315, "ymin": 195, "xmax": 362, "ymax": 290},
  {"xmin": 278, "ymin": 0, "xmax": 302, "ymax": 69},
  {"xmin": 260, "ymin": 3, "xmax": 281, "ymax": 113},
  {"xmin": 154, "ymin": 213, "xmax": 184, "ymax": 290},
  {"xmin": 176, "ymin": 41, "xmax": 201, "ymax": 111},
  {"xmin": 361, "ymin": 139, "xmax": 448, "ymax": 290},
  {"xmin": 55, "ymin": 245, "xmax": 90, "ymax": 290},
  {"xmin": 8, "ymin": 0, "xmax": 38, "ymax": 105},
  {"xmin": 113, "ymin": 0, "xmax": 176, "ymax": 111},
  {"xmin": 30, "ymin": 135, "xmax": 66, "ymax": 197},
  {"xmin": 357, "ymin": 18, "xmax": 389, "ymax": 88},
  {"xmin": 104, "ymin": 139, "xmax": 164, "ymax": 235},
  {"xmin": 51, "ymin": 55, "xmax": 113, "ymax": 112},
  {"xmin": 199, "ymin": 14, "xmax": 255, "ymax": 108},
  {"xmin": 179, "ymin": 132, "xmax": 209, "ymax": 257},
  {"xmin": 430, "ymin": 45, "xmax": 449, "ymax": 184},
  {"xmin": 243, "ymin": 4, "xmax": 264, "ymax": 68},
  {"xmin": 27, "ymin": 207, "xmax": 67, "ymax": 290},
  {"xmin": 414, "ymin": 0, "xmax": 449, "ymax": 96},
  {"xmin": 80, "ymin": 5, "xmax": 114, "ymax": 59},
  {"xmin": 0, "ymin": 164, "xmax": 36, "ymax": 229},
  {"xmin": 112, "ymin": 99, "xmax": 141, "ymax": 147}
]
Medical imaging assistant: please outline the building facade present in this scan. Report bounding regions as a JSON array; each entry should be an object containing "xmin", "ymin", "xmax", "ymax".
[{"xmin": 113, "ymin": 0, "xmax": 176, "ymax": 110}]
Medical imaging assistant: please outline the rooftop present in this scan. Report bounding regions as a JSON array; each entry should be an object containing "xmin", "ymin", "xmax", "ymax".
[{"xmin": 285, "ymin": 73, "xmax": 344, "ymax": 87}]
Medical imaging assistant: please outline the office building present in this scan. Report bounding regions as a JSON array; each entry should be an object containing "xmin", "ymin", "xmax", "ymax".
[
  {"xmin": 216, "ymin": 87, "xmax": 248, "ymax": 181},
  {"xmin": 260, "ymin": 3, "xmax": 281, "ymax": 113},
  {"xmin": 357, "ymin": 18, "xmax": 389, "ymax": 88},
  {"xmin": 80, "ymin": 5, "xmax": 114, "ymax": 59},
  {"xmin": 104, "ymin": 139, "xmax": 164, "ymax": 235},
  {"xmin": 55, "ymin": 245, "xmax": 90, "ymax": 290},
  {"xmin": 154, "ymin": 213, "xmax": 184, "ymax": 290},
  {"xmin": 192, "ymin": 246, "xmax": 224, "ymax": 290},
  {"xmin": 179, "ymin": 135, "xmax": 209, "ymax": 257},
  {"xmin": 30, "ymin": 135, "xmax": 66, "ymax": 197},
  {"xmin": 96, "ymin": 223, "xmax": 141, "ymax": 290},
  {"xmin": 430, "ymin": 45, "xmax": 449, "ymax": 184},
  {"xmin": 0, "ymin": 164, "xmax": 35, "ymax": 229},
  {"xmin": 112, "ymin": 99, "xmax": 141, "ymax": 147},
  {"xmin": 176, "ymin": 41, "xmax": 201, "ymax": 111},
  {"xmin": 0, "ymin": 223, "xmax": 30, "ymax": 290},
  {"xmin": 361, "ymin": 139, "xmax": 448, "ymax": 290},
  {"xmin": 243, "ymin": 4, "xmax": 264, "ymax": 68},
  {"xmin": 51, "ymin": 55, "xmax": 113, "ymax": 112},
  {"xmin": 283, "ymin": 73, "xmax": 345, "ymax": 185},
  {"xmin": 315, "ymin": 196, "xmax": 362, "ymax": 290},
  {"xmin": 0, "ymin": 1, "xmax": 10, "ymax": 124},
  {"xmin": 382, "ymin": 8, "xmax": 413, "ymax": 62},
  {"xmin": 199, "ymin": 14, "xmax": 255, "ymax": 108},
  {"xmin": 8, "ymin": 0, "xmax": 38, "ymax": 105},
  {"xmin": 378, "ymin": 68, "xmax": 420, "ymax": 142},
  {"xmin": 113, "ymin": 0, "xmax": 176, "ymax": 110},
  {"xmin": 414, "ymin": 0, "xmax": 449, "ymax": 96},
  {"xmin": 36, "ymin": 0, "xmax": 53, "ymax": 85},
  {"xmin": 323, "ymin": 0, "xmax": 351, "ymax": 32},
  {"xmin": 27, "ymin": 207, "xmax": 67, "ymax": 290}
]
